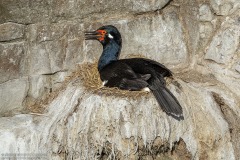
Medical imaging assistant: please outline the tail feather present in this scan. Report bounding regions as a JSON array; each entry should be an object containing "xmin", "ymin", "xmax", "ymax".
[{"xmin": 150, "ymin": 78, "xmax": 184, "ymax": 120}]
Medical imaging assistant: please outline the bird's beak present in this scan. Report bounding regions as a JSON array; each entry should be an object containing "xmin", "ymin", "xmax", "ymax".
[
  {"xmin": 85, "ymin": 29, "xmax": 106, "ymax": 41},
  {"xmin": 84, "ymin": 31, "xmax": 100, "ymax": 40}
]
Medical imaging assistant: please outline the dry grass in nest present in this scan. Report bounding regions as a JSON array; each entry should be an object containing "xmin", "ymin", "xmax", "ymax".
[{"xmin": 77, "ymin": 61, "xmax": 150, "ymax": 99}]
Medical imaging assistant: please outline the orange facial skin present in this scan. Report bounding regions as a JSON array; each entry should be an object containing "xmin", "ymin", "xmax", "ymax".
[{"xmin": 97, "ymin": 30, "xmax": 107, "ymax": 41}]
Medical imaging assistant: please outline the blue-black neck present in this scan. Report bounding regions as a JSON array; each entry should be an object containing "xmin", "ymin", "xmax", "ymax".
[{"xmin": 98, "ymin": 40, "xmax": 121, "ymax": 71}]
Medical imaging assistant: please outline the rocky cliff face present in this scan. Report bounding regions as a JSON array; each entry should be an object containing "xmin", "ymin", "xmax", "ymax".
[{"xmin": 0, "ymin": 0, "xmax": 239, "ymax": 159}]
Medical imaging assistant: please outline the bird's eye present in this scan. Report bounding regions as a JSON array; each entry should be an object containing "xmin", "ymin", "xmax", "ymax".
[{"xmin": 98, "ymin": 30, "xmax": 107, "ymax": 35}]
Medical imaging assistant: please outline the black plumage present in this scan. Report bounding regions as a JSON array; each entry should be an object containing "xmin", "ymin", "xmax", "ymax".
[{"xmin": 85, "ymin": 25, "xmax": 184, "ymax": 120}]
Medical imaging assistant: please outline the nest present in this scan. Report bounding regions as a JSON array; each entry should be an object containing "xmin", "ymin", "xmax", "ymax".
[
  {"xmin": 77, "ymin": 62, "xmax": 150, "ymax": 99},
  {"xmin": 25, "ymin": 59, "xmax": 151, "ymax": 114}
]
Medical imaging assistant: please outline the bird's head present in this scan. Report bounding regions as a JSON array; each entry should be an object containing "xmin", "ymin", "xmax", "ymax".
[{"xmin": 85, "ymin": 25, "xmax": 122, "ymax": 46}]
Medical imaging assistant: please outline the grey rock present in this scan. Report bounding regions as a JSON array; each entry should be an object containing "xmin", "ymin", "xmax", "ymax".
[
  {"xmin": 28, "ymin": 43, "xmax": 51, "ymax": 75},
  {"xmin": 178, "ymin": 0, "xmax": 200, "ymax": 56},
  {"xmin": 204, "ymin": 62, "xmax": 240, "ymax": 98},
  {"xmin": 0, "ymin": 0, "xmax": 51, "ymax": 24},
  {"xmin": 26, "ymin": 72, "xmax": 72, "ymax": 107},
  {"xmin": 199, "ymin": 22, "xmax": 214, "ymax": 48},
  {"xmin": 1, "ymin": 0, "xmax": 170, "ymax": 24},
  {"xmin": 235, "ymin": 45, "xmax": 240, "ymax": 73},
  {"xmin": 235, "ymin": 62, "xmax": 240, "ymax": 73},
  {"xmin": 47, "ymin": 39, "xmax": 66, "ymax": 73},
  {"xmin": 0, "ymin": 77, "xmax": 29, "ymax": 115},
  {"xmin": 28, "ymin": 23, "xmax": 69, "ymax": 43},
  {"xmin": 0, "ymin": 80, "xmax": 237, "ymax": 159},
  {"xmin": 0, "ymin": 23, "xmax": 25, "ymax": 42},
  {"xmin": 0, "ymin": 42, "xmax": 25, "ymax": 83},
  {"xmin": 204, "ymin": 18, "xmax": 240, "ymax": 64},
  {"xmin": 52, "ymin": 0, "xmax": 170, "ymax": 21},
  {"xmin": 51, "ymin": 71, "xmax": 71, "ymax": 89},
  {"xmin": 64, "ymin": 39, "xmax": 85, "ymax": 70},
  {"xmin": 210, "ymin": 0, "xmax": 240, "ymax": 16},
  {"xmin": 131, "ymin": 0, "xmax": 170, "ymax": 12},
  {"xmin": 28, "ymin": 39, "xmax": 81, "ymax": 75},
  {"xmin": 28, "ymin": 75, "xmax": 51, "ymax": 100},
  {"xmin": 26, "ymin": 22, "xmax": 85, "ymax": 74},
  {"xmin": 85, "ymin": 9, "xmax": 188, "ymax": 67},
  {"xmin": 199, "ymin": 22, "xmax": 213, "ymax": 39},
  {"xmin": 199, "ymin": 4, "xmax": 214, "ymax": 21},
  {"xmin": 121, "ymin": 12, "xmax": 188, "ymax": 66}
]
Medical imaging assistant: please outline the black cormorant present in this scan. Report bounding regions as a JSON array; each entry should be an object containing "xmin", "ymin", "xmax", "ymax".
[{"xmin": 85, "ymin": 25, "xmax": 184, "ymax": 120}]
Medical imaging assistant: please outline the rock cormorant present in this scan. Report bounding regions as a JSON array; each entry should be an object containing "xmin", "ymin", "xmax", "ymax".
[{"xmin": 85, "ymin": 25, "xmax": 184, "ymax": 120}]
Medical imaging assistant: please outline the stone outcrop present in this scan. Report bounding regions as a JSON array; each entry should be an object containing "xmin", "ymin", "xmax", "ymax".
[{"xmin": 0, "ymin": 0, "xmax": 239, "ymax": 159}]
